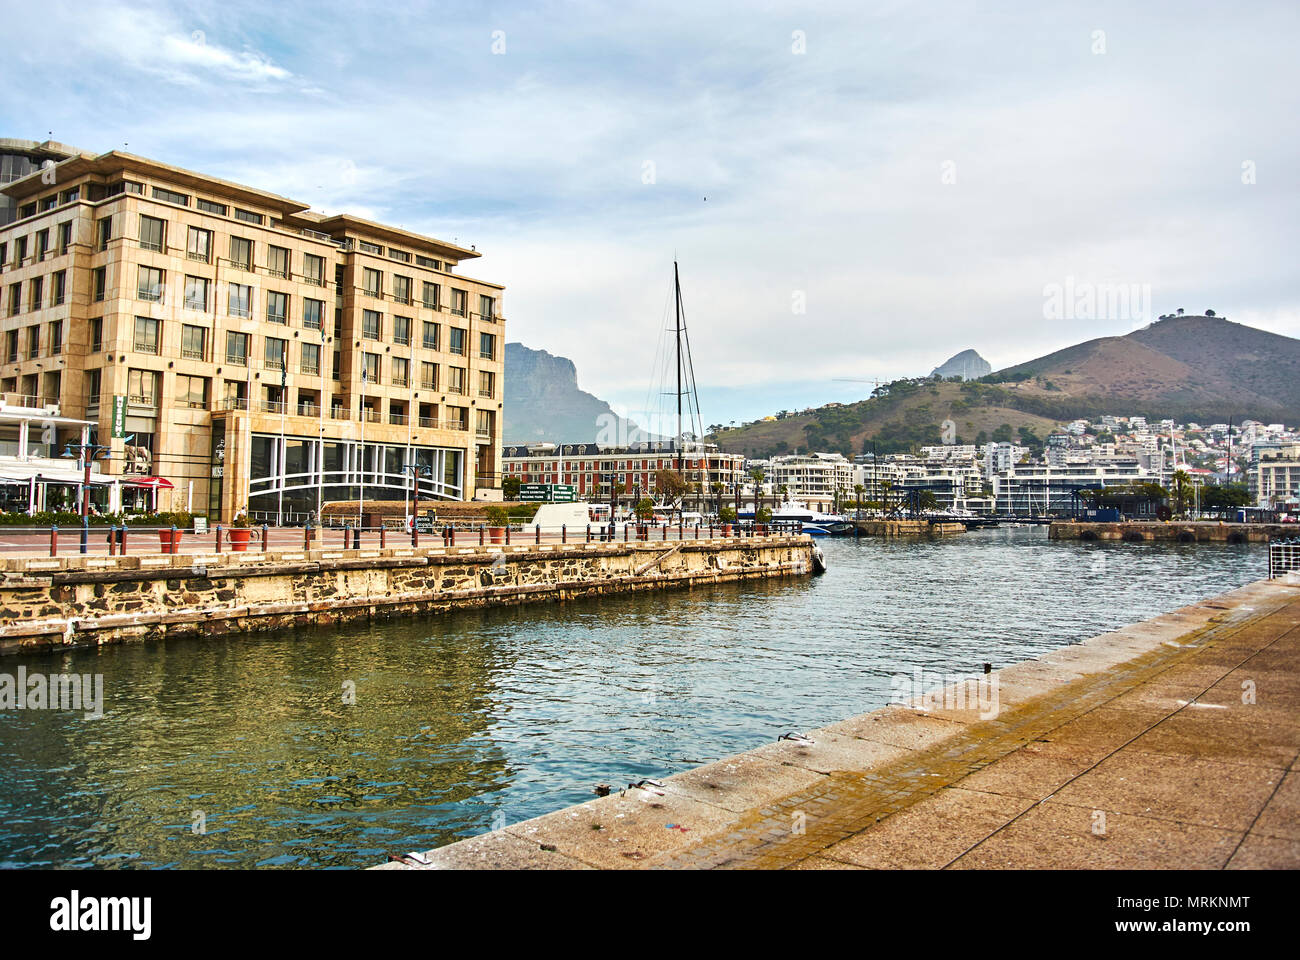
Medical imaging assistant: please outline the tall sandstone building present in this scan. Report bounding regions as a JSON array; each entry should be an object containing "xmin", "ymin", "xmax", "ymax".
[{"xmin": 0, "ymin": 140, "xmax": 504, "ymax": 521}]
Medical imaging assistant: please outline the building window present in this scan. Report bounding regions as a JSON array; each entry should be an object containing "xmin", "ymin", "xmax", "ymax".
[
  {"xmin": 133, "ymin": 316, "xmax": 160, "ymax": 354},
  {"xmin": 85, "ymin": 369, "xmax": 102, "ymax": 406},
  {"xmin": 301, "ymin": 342, "xmax": 320, "ymax": 376},
  {"xmin": 422, "ymin": 281, "xmax": 439, "ymax": 310},
  {"xmin": 303, "ymin": 253, "xmax": 325, "ymax": 286},
  {"xmin": 479, "ymin": 295, "xmax": 495, "ymax": 320},
  {"xmin": 49, "ymin": 320, "xmax": 63, "ymax": 356},
  {"xmin": 266, "ymin": 291, "xmax": 288, "ymax": 324},
  {"xmin": 184, "ymin": 275, "xmax": 209, "ymax": 311},
  {"xmin": 303, "ymin": 298, "xmax": 323, "ymax": 330},
  {"xmin": 152, "ymin": 186, "xmax": 189, "ymax": 206},
  {"xmin": 416, "ymin": 255, "xmax": 439, "ymax": 269},
  {"xmin": 451, "ymin": 289, "xmax": 467, "ymax": 317},
  {"xmin": 35, "ymin": 229, "xmax": 49, "ymax": 261},
  {"xmin": 393, "ymin": 315, "xmax": 411, "ymax": 346},
  {"xmin": 393, "ymin": 275, "xmax": 411, "ymax": 305},
  {"xmin": 332, "ymin": 350, "xmax": 341, "ymax": 381},
  {"xmin": 362, "ymin": 352, "xmax": 380, "ymax": 384},
  {"xmin": 448, "ymin": 366, "xmax": 466, "ymax": 394},
  {"xmin": 53, "ymin": 270, "xmax": 67, "ymax": 306},
  {"xmin": 479, "ymin": 370, "xmax": 494, "ymax": 398},
  {"xmin": 476, "ymin": 410, "xmax": 494, "ymax": 437},
  {"xmin": 359, "ymin": 240, "xmax": 382, "ymax": 255},
  {"xmin": 137, "ymin": 266, "xmax": 164, "ymax": 302},
  {"xmin": 363, "ymin": 268, "xmax": 382, "ymax": 297},
  {"xmin": 139, "ymin": 215, "xmax": 166, "ymax": 252},
  {"xmin": 177, "ymin": 374, "xmax": 209, "ymax": 408},
  {"xmin": 97, "ymin": 216, "xmax": 113, "ymax": 251},
  {"xmin": 89, "ymin": 318, "xmax": 103, "ymax": 353},
  {"xmin": 6, "ymin": 283, "xmax": 18, "ymax": 317},
  {"xmin": 389, "ymin": 248, "xmax": 412, "ymax": 263},
  {"xmin": 28, "ymin": 276, "xmax": 42, "ymax": 311},
  {"xmin": 25, "ymin": 326, "xmax": 39, "ymax": 359},
  {"xmin": 421, "ymin": 361, "xmax": 437, "ymax": 389},
  {"xmin": 93, "ymin": 267, "xmax": 106, "ymax": 302},
  {"xmin": 362, "ymin": 309, "xmax": 381, "ymax": 340},
  {"xmin": 57, "ymin": 222, "xmax": 72, "ymax": 255},
  {"xmin": 449, "ymin": 327, "xmax": 465, "ymax": 355},
  {"xmin": 234, "ymin": 208, "xmax": 263, "ymax": 225},
  {"xmin": 229, "ymin": 236, "xmax": 253, "ymax": 270},
  {"xmin": 479, "ymin": 332, "xmax": 495, "ymax": 360},
  {"xmin": 14, "ymin": 236, "xmax": 27, "ymax": 265},
  {"xmin": 422, "ymin": 321, "xmax": 439, "ymax": 350},
  {"xmin": 127, "ymin": 369, "xmax": 159, "ymax": 406},
  {"xmin": 228, "ymin": 283, "xmax": 252, "ymax": 318},
  {"xmin": 265, "ymin": 337, "xmax": 287, "ymax": 370},
  {"xmin": 187, "ymin": 226, "xmax": 212, "ymax": 263},
  {"xmin": 268, "ymin": 245, "xmax": 290, "ymax": 279},
  {"xmin": 226, "ymin": 331, "xmax": 249, "ymax": 365},
  {"xmin": 392, "ymin": 356, "xmax": 409, "ymax": 387},
  {"xmin": 181, "ymin": 323, "xmax": 207, "ymax": 360},
  {"xmin": 197, "ymin": 198, "xmax": 227, "ymax": 216}
]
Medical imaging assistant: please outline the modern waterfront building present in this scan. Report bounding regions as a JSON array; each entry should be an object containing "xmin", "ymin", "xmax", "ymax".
[
  {"xmin": 765, "ymin": 452, "xmax": 856, "ymax": 509},
  {"xmin": 1251, "ymin": 443, "xmax": 1300, "ymax": 509},
  {"xmin": 991, "ymin": 460, "xmax": 1149, "ymax": 515},
  {"xmin": 0, "ymin": 143, "xmax": 504, "ymax": 521}
]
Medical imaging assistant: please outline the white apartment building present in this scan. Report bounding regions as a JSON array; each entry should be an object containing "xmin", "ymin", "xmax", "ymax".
[{"xmin": 992, "ymin": 460, "xmax": 1149, "ymax": 515}]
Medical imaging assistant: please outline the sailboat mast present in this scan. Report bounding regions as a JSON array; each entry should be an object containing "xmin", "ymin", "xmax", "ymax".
[{"xmin": 674, "ymin": 260, "xmax": 683, "ymax": 473}]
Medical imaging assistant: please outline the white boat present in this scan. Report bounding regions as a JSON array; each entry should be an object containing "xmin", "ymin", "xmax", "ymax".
[{"xmin": 741, "ymin": 500, "xmax": 854, "ymax": 536}]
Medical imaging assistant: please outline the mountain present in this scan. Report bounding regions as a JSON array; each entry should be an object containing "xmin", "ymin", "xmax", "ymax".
[
  {"xmin": 709, "ymin": 314, "xmax": 1300, "ymax": 459},
  {"xmin": 992, "ymin": 314, "xmax": 1300, "ymax": 423},
  {"xmin": 504, "ymin": 342, "xmax": 650, "ymax": 444},
  {"xmin": 931, "ymin": 349, "xmax": 991, "ymax": 380}
]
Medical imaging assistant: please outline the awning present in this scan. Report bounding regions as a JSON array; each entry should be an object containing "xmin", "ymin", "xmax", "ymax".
[{"xmin": 123, "ymin": 476, "xmax": 174, "ymax": 489}]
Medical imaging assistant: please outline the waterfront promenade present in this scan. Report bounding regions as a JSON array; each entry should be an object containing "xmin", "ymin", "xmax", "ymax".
[{"xmin": 380, "ymin": 574, "xmax": 1300, "ymax": 870}]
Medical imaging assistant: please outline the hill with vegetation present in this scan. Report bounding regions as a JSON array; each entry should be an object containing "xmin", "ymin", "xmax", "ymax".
[{"xmin": 710, "ymin": 314, "xmax": 1300, "ymax": 459}]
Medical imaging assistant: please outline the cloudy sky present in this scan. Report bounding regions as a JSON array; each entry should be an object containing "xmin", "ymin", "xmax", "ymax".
[{"xmin": 4, "ymin": 0, "xmax": 1297, "ymax": 429}]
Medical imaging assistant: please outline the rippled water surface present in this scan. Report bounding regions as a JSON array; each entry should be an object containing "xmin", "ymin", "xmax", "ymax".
[{"xmin": 0, "ymin": 528, "xmax": 1266, "ymax": 868}]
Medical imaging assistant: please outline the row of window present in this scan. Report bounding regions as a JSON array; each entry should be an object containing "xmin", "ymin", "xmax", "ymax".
[
  {"xmin": 2, "ymin": 321, "xmax": 63, "ymax": 362},
  {"xmin": 6, "ymin": 270, "xmax": 68, "ymax": 315},
  {"xmin": 0, "ymin": 221, "xmax": 74, "ymax": 270}
]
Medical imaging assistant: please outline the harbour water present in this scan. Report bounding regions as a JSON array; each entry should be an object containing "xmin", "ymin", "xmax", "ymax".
[{"xmin": 0, "ymin": 527, "xmax": 1266, "ymax": 869}]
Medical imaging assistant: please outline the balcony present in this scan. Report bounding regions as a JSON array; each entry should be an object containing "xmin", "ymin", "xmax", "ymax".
[
  {"xmin": 187, "ymin": 250, "xmax": 212, "ymax": 264},
  {"xmin": 361, "ymin": 409, "xmax": 382, "ymax": 423},
  {"xmin": 422, "ymin": 338, "xmax": 438, "ymax": 351},
  {"xmin": 394, "ymin": 333, "xmax": 410, "ymax": 346},
  {"xmin": 225, "ymin": 352, "xmax": 248, "ymax": 366},
  {"xmin": 264, "ymin": 357, "xmax": 285, "ymax": 371},
  {"xmin": 297, "ymin": 402, "xmax": 321, "ymax": 417},
  {"xmin": 133, "ymin": 339, "xmax": 159, "ymax": 355},
  {"xmin": 182, "ymin": 345, "xmax": 206, "ymax": 360},
  {"xmin": 391, "ymin": 375, "xmax": 409, "ymax": 387},
  {"xmin": 389, "ymin": 413, "xmax": 408, "ymax": 425},
  {"xmin": 420, "ymin": 379, "xmax": 437, "ymax": 390},
  {"xmin": 301, "ymin": 363, "xmax": 319, "ymax": 377}
]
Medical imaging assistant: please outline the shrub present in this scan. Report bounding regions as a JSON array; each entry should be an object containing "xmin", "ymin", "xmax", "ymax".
[{"xmin": 484, "ymin": 505, "xmax": 509, "ymax": 527}]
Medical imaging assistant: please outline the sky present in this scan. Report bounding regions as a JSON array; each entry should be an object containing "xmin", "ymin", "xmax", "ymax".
[{"xmin": 4, "ymin": 0, "xmax": 1298, "ymax": 432}]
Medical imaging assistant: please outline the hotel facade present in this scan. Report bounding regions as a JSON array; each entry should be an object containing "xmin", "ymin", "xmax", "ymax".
[{"xmin": 0, "ymin": 140, "xmax": 504, "ymax": 521}]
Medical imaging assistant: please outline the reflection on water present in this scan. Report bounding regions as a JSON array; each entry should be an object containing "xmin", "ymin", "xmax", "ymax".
[{"xmin": 0, "ymin": 527, "xmax": 1265, "ymax": 868}]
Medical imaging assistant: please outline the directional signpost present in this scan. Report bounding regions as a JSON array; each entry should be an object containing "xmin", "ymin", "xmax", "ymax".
[{"xmin": 519, "ymin": 483, "xmax": 578, "ymax": 503}]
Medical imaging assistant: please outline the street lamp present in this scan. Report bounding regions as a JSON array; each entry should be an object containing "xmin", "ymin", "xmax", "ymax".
[
  {"xmin": 402, "ymin": 462, "xmax": 433, "ymax": 530},
  {"xmin": 62, "ymin": 437, "xmax": 123, "ymax": 554}
]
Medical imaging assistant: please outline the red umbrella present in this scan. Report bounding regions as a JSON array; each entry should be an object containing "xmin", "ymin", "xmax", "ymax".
[{"xmin": 128, "ymin": 476, "xmax": 174, "ymax": 489}]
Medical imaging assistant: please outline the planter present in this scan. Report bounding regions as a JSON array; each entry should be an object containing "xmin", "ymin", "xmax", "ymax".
[
  {"xmin": 228, "ymin": 528, "xmax": 252, "ymax": 552},
  {"xmin": 721, "ymin": 523, "xmax": 732, "ymax": 538},
  {"xmin": 637, "ymin": 524, "xmax": 649, "ymax": 541},
  {"xmin": 488, "ymin": 526, "xmax": 505, "ymax": 544},
  {"xmin": 158, "ymin": 529, "xmax": 183, "ymax": 554}
]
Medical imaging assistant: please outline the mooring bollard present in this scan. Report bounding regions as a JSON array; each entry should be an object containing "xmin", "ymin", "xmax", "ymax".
[
  {"xmin": 535, "ymin": 525, "xmax": 540, "ymax": 545},
  {"xmin": 108, "ymin": 524, "xmax": 117, "ymax": 556},
  {"xmin": 449, "ymin": 526, "xmax": 456, "ymax": 546},
  {"xmin": 120, "ymin": 525, "xmax": 128, "ymax": 555},
  {"xmin": 215, "ymin": 524, "xmax": 223, "ymax": 553},
  {"xmin": 49, "ymin": 525, "xmax": 57, "ymax": 557},
  {"xmin": 562, "ymin": 524, "xmax": 567, "ymax": 544},
  {"xmin": 479, "ymin": 526, "xmax": 485, "ymax": 546},
  {"xmin": 505, "ymin": 525, "xmax": 511, "ymax": 545},
  {"xmin": 304, "ymin": 526, "xmax": 311, "ymax": 550},
  {"xmin": 261, "ymin": 524, "xmax": 269, "ymax": 552},
  {"xmin": 169, "ymin": 525, "xmax": 178, "ymax": 556},
  {"xmin": 412, "ymin": 524, "xmax": 419, "ymax": 548},
  {"xmin": 586, "ymin": 524, "xmax": 591, "ymax": 543},
  {"xmin": 380, "ymin": 526, "xmax": 387, "ymax": 549}
]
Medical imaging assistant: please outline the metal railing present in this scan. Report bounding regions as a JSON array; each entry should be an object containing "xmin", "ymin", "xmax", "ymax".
[{"xmin": 1269, "ymin": 538, "xmax": 1300, "ymax": 579}]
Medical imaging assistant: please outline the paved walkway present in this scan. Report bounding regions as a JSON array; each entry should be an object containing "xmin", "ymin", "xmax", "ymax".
[{"xmin": 378, "ymin": 576, "xmax": 1300, "ymax": 870}]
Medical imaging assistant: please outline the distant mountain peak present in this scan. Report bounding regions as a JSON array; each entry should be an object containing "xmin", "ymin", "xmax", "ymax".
[
  {"xmin": 931, "ymin": 349, "xmax": 992, "ymax": 380},
  {"xmin": 504, "ymin": 342, "xmax": 651, "ymax": 444}
]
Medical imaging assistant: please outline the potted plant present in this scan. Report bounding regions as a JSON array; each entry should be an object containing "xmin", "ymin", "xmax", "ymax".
[
  {"xmin": 484, "ymin": 505, "xmax": 508, "ymax": 544},
  {"xmin": 719, "ymin": 505, "xmax": 736, "ymax": 537},
  {"xmin": 756, "ymin": 505, "xmax": 772, "ymax": 533},
  {"xmin": 228, "ymin": 512, "xmax": 252, "ymax": 551}
]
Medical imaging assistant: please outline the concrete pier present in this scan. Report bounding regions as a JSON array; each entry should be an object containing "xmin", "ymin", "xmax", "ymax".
[
  {"xmin": 379, "ymin": 573, "xmax": 1300, "ymax": 870},
  {"xmin": 1050, "ymin": 520, "xmax": 1293, "ymax": 544}
]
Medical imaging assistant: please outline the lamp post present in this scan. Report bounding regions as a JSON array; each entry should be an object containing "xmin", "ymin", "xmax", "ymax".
[
  {"xmin": 62, "ymin": 438, "xmax": 118, "ymax": 554},
  {"xmin": 402, "ymin": 462, "xmax": 432, "ymax": 529}
]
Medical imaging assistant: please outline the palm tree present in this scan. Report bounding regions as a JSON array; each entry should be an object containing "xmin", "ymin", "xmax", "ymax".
[
  {"xmin": 854, "ymin": 483, "xmax": 864, "ymax": 521},
  {"xmin": 750, "ymin": 466, "xmax": 765, "ymax": 520},
  {"xmin": 1171, "ymin": 470, "xmax": 1192, "ymax": 518},
  {"xmin": 711, "ymin": 481, "xmax": 725, "ymax": 517}
]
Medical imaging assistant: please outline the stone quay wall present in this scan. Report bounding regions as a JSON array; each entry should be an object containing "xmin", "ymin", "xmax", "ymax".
[
  {"xmin": 0, "ymin": 535, "xmax": 813, "ymax": 655},
  {"xmin": 853, "ymin": 520, "xmax": 966, "ymax": 537},
  {"xmin": 1049, "ymin": 520, "xmax": 1291, "ymax": 544}
]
